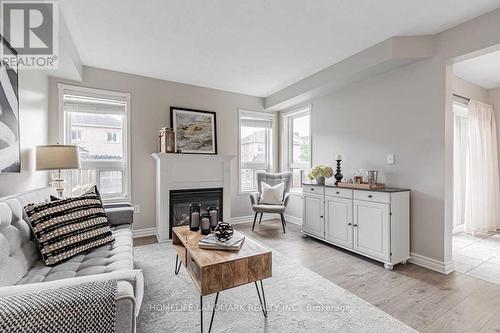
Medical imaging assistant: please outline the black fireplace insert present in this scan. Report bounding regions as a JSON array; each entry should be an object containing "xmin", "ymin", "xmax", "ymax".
[{"xmin": 169, "ymin": 188, "xmax": 223, "ymax": 238}]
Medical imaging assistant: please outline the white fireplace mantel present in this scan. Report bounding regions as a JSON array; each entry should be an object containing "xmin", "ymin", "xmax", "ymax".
[{"xmin": 151, "ymin": 153, "xmax": 235, "ymax": 241}]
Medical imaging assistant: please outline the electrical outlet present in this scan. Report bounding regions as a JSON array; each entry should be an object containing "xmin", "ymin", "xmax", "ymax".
[
  {"xmin": 133, "ymin": 205, "xmax": 141, "ymax": 214},
  {"xmin": 387, "ymin": 154, "xmax": 395, "ymax": 165}
]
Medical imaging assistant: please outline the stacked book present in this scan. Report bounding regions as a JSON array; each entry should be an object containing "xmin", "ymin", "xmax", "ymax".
[{"xmin": 198, "ymin": 231, "xmax": 245, "ymax": 251}]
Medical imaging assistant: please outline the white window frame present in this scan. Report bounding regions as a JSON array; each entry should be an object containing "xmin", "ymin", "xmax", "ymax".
[
  {"xmin": 238, "ymin": 109, "xmax": 276, "ymax": 194},
  {"xmin": 281, "ymin": 105, "xmax": 312, "ymax": 192},
  {"xmin": 58, "ymin": 84, "xmax": 132, "ymax": 202}
]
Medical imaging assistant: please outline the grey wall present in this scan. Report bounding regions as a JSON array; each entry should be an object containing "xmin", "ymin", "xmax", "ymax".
[
  {"xmin": 489, "ymin": 87, "xmax": 500, "ymax": 111},
  {"xmin": 452, "ymin": 75, "xmax": 489, "ymax": 103},
  {"xmin": 0, "ymin": 71, "xmax": 49, "ymax": 197},
  {"xmin": 284, "ymin": 193, "xmax": 303, "ymax": 220},
  {"xmin": 490, "ymin": 87, "xmax": 500, "ymax": 109},
  {"xmin": 282, "ymin": 58, "xmax": 445, "ymax": 262},
  {"xmin": 49, "ymin": 66, "xmax": 265, "ymax": 231},
  {"xmin": 277, "ymin": 8, "xmax": 500, "ymax": 267}
]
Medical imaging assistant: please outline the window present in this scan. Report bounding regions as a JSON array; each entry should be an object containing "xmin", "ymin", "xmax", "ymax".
[
  {"xmin": 282, "ymin": 106, "xmax": 311, "ymax": 190},
  {"xmin": 71, "ymin": 129, "xmax": 84, "ymax": 141},
  {"xmin": 59, "ymin": 84, "xmax": 131, "ymax": 201},
  {"xmin": 105, "ymin": 132, "xmax": 119, "ymax": 143},
  {"xmin": 239, "ymin": 110, "xmax": 274, "ymax": 192},
  {"xmin": 99, "ymin": 170, "xmax": 123, "ymax": 194}
]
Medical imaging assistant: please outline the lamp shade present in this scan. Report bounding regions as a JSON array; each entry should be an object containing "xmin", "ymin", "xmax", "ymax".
[{"xmin": 36, "ymin": 145, "xmax": 81, "ymax": 170}]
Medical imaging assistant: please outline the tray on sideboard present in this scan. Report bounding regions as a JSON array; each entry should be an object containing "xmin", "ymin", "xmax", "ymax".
[{"xmin": 337, "ymin": 182, "xmax": 385, "ymax": 189}]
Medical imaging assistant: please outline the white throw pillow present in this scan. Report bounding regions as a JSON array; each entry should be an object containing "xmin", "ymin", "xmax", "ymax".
[{"xmin": 260, "ymin": 182, "xmax": 285, "ymax": 205}]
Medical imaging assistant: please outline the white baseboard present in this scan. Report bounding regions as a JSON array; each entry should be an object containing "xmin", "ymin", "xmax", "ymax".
[
  {"xmin": 231, "ymin": 214, "xmax": 302, "ymax": 225},
  {"xmin": 284, "ymin": 214, "xmax": 302, "ymax": 226},
  {"xmin": 230, "ymin": 215, "xmax": 255, "ymax": 224},
  {"xmin": 409, "ymin": 252, "xmax": 455, "ymax": 274},
  {"xmin": 230, "ymin": 214, "xmax": 276, "ymax": 224},
  {"xmin": 133, "ymin": 227, "xmax": 157, "ymax": 238}
]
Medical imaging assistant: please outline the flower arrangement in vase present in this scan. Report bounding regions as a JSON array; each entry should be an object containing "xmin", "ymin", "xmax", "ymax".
[{"xmin": 308, "ymin": 165, "xmax": 333, "ymax": 185}]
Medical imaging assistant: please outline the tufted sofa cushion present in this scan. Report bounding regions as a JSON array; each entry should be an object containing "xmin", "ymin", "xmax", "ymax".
[
  {"xmin": 0, "ymin": 187, "xmax": 56, "ymax": 287},
  {"xmin": 17, "ymin": 224, "xmax": 133, "ymax": 285}
]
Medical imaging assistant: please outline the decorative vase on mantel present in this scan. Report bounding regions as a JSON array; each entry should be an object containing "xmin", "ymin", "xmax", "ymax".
[{"xmin": 316, "ymin": 176, "xmax": 325, "ymax": 185}]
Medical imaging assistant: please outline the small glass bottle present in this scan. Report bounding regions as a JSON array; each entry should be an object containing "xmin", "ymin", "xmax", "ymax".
[{"xmin": 354, "ymin": 169, "xmax": 364, "ymax": 184}]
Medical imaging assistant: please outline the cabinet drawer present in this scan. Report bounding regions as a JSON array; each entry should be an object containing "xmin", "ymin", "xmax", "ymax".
[
  {"xmin": 186, "ymin": 251, "xmax": 202, "ymax": 287},
  {"xmin": 354, "ymin": 190, "xmax": 390, "ymax": 203},
  {"xmin": 325, "ymin": 187, "xmax": 353, "ymax": 199},
  {"xmin": 303, "ymin": 185, "xmax": 324, "ymax": 195}
]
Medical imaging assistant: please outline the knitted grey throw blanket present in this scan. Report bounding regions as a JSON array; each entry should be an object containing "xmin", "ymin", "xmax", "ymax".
[{"xmin": 0, "ymin": 280, "xmax": 118, "ymax": 333}]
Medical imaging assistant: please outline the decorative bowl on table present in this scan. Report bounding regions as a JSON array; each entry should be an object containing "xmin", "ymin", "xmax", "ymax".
[{"xmin": 213, "ymin": 222, "xmax": 234, "ymax": 242}]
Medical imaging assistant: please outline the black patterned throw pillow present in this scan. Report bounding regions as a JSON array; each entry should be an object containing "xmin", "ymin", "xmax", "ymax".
[{"xmin": 24, "ymin": 186, "xmax": 115, "ymax": 266}]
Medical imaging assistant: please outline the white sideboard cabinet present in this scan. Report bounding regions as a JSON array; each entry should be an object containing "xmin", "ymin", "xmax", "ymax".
[{"xmin": 302, "ymin": 184, "xmax": 410, "ymax": 270}]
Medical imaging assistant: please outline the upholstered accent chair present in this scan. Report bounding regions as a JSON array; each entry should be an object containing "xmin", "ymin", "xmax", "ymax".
[{"xmin": 249, "ymin": 171, "xmax": 292, "ymax": 233}]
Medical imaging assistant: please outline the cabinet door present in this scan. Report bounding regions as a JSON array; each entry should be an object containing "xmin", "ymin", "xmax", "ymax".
[
  {"xmin": 325, "ymin": 196, "xmax": 353, "ymax": 249},
  {"xmin": 303, "ymin": 194, "xmax": 324, "ymax": 238},
  {"xmin": 353, "ymin": 200, "xmax": 390, "ymax": 261}
]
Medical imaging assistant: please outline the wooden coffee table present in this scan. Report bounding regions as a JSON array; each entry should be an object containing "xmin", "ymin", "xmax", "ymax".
[{"xmin": 172, "ymin": 226, "xmax": 272, "ymax": 333}]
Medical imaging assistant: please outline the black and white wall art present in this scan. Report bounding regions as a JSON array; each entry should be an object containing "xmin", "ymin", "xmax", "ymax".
[
  {"xmin": 170, "ymin": 107, "xmax": 217, "ymax": 155},
  {"xmin": 0, "ymin": 37, "xmax": 20, "ymax": 173}
]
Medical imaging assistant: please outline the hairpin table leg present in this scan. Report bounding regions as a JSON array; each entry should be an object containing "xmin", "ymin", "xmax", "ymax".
[
  {"xmin": 175, "ymin": 254, "xmax": 182, "ymax": 275},
  {"xmin": 200, "ymin": 292, "xmax": 220, "ymax": 333},
  {"xmin": 255, "ymin": 280, "xmax": 268, "ymax": 317}
]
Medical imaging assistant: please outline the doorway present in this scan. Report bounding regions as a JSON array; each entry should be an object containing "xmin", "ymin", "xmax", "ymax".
[{"xmin": 451, "ymin": 51, "xmax": 500, "ymax": 284}]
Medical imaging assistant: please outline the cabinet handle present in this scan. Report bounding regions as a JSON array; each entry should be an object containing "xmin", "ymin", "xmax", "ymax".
[
  {"xmin": 348, "ymin": 222, "xmax": 352, "ymax": 226},
  {"xmin": 320, "ymin": 215, "xmax": 324, "ymax": 218},
  {"xmin": 353, "ymin": 224, "xmax": 358, "ymax": 227},
  {"xmin": 368, "ymin": 195, "xmax": 373, "ymax": 198},
  {"xmin": 311, "ymin": 188, "xmax": 314, "ymax": 191},
  {"xmin": 336, "ymin": 191, "xmax": 340, "ymax": 194}
]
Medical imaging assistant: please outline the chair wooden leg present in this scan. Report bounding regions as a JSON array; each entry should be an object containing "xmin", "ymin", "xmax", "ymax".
[
  {"xmin": 252, "ymin": 212, "xmax": 258, "ymax": 231},
  {"xmin": 259, "ymin": 213, "xmax": 263, "ymax": 224},
  {"xmin": 280, "ymin": 214, "xmax": 286, "ymax": 233}
]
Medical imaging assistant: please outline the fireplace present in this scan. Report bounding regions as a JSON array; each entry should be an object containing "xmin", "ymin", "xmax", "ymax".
[
  {"xmin": 169, "ymin": 188, "xmax": 223, "ymax": 238},
  {"xmin": 152, "ymin": 153, "xmax": 234, "ymax": 242}
]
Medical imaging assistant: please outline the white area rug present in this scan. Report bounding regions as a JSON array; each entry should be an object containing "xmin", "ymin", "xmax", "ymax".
[{"xmin": 135, "ymin": 242, "xmax": 416, "ymax": 333}]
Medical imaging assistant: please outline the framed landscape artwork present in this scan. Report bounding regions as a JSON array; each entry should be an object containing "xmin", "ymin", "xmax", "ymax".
[
  {"xmin": 0, "ymin": 36, "xmax": 20, "ymax": 173},
  {"xmin": 170, "ymin": 107, "xmax": 217, "ymax": 155}
]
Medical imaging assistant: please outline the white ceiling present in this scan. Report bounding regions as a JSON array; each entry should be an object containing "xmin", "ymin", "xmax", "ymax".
[
  {"xmin": 60, "ymin": 0, "xmax": 500, "ymax": 97},
  {"xmin": 454, "ymin": 50, "xmax": 500, "ymax": 89}
]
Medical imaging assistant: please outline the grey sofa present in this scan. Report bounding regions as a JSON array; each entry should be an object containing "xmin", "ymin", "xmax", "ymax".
[{"xmin": 0, "ymin": 187, "xmax": 143, "ymax": 332}]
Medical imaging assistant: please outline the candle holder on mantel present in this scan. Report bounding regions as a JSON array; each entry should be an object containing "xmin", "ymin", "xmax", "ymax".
[{"xmin": 334, "ymin": 160, "xmax": 343, "ymax": 186}]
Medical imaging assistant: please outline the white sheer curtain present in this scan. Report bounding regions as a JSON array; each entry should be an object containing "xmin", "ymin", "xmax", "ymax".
[
  {"xmin": 464, "ymin": 100, "xmax": 500, "ymax": 234},
  {"xmin": 453, "ymin": 104, "xmax": 468, "ymax": 229}
]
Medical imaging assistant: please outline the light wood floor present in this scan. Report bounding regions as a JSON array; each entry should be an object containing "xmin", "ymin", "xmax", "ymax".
[{"xmin": 134, "ymin": 221, "xmax": 500, "ymax": 332}]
